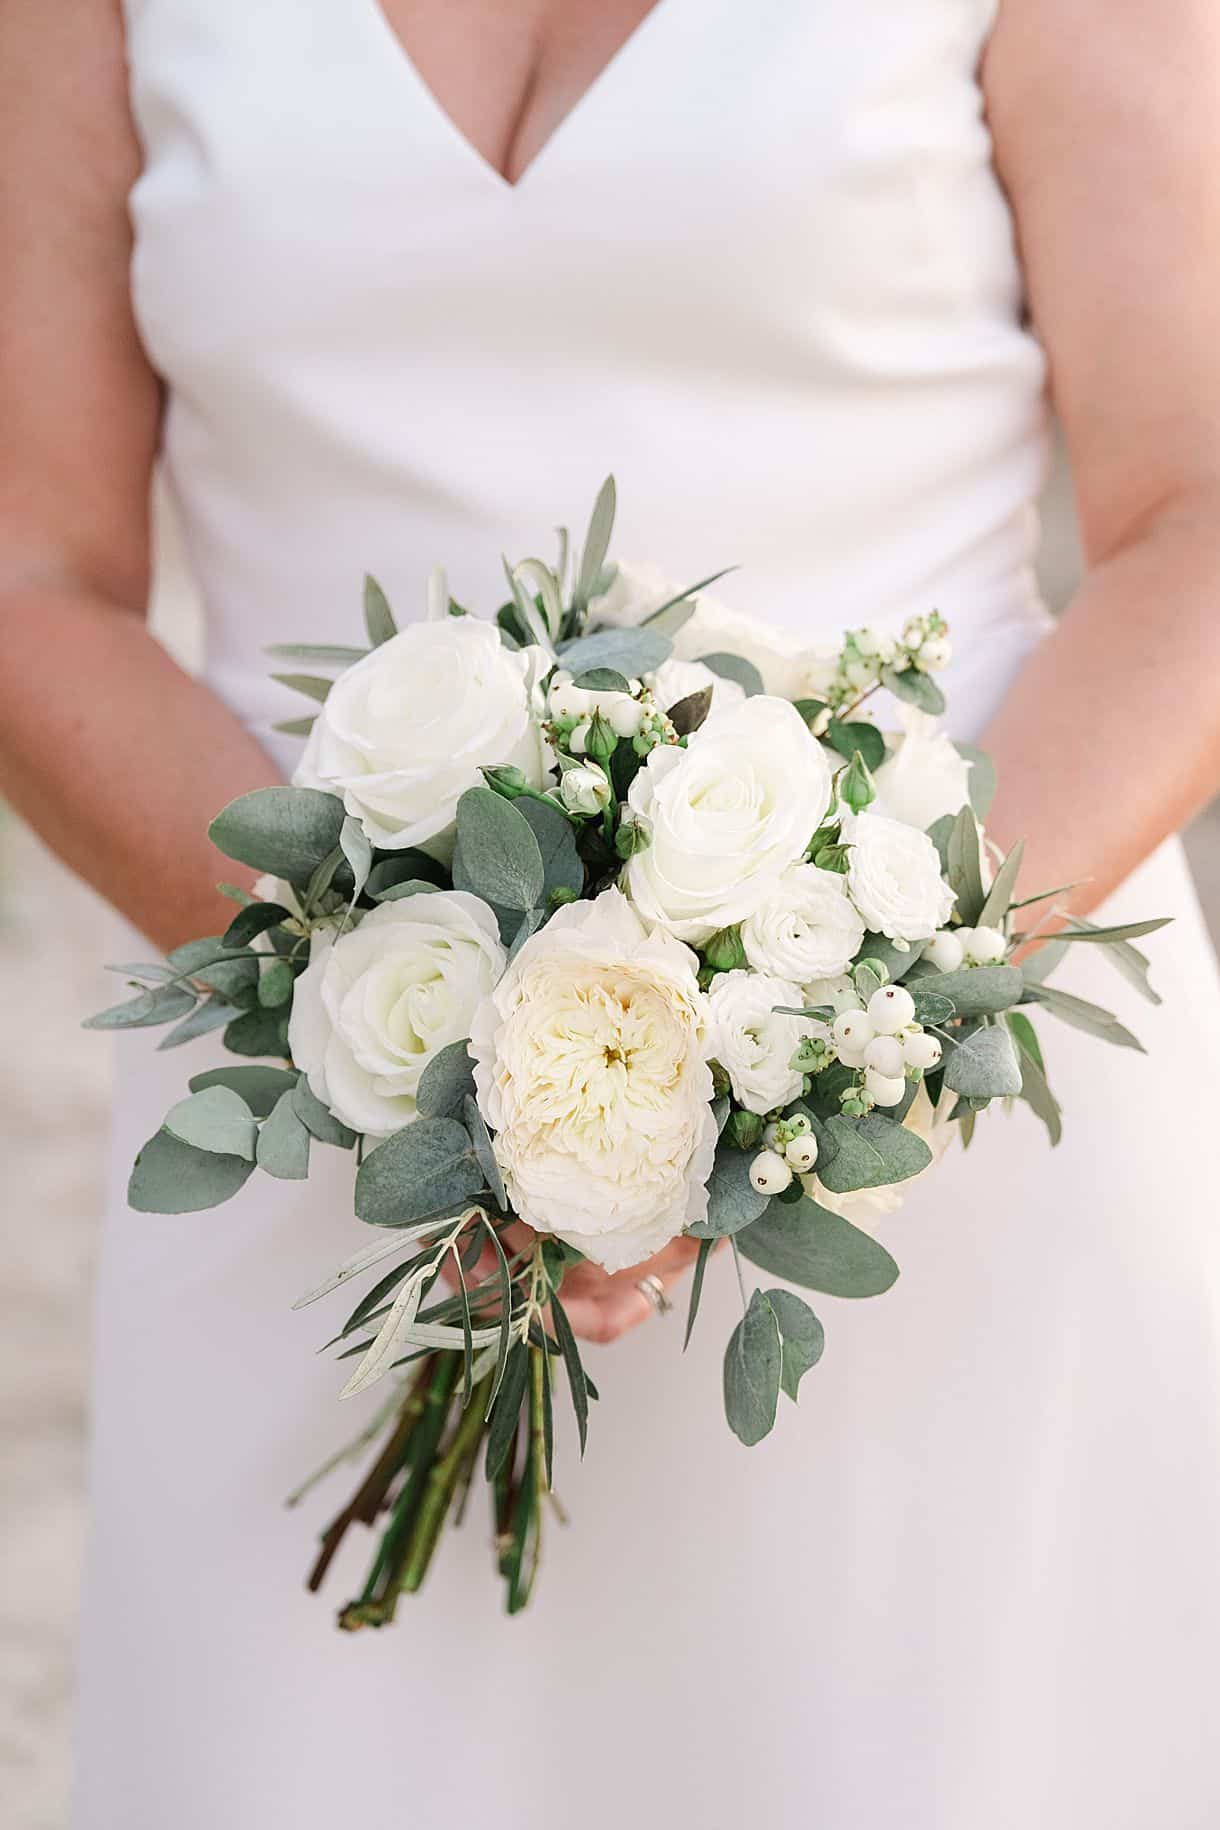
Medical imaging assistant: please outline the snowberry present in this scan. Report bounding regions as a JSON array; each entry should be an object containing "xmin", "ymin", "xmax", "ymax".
[
  {"xmin": 608, "ymin": 696, "xmax": 646, "ymax": 739},
  {"xmin": 864, "ymin": 1068, "xmax": 907, "ymax": 1107},
  {"xmin": 750, "ymin": 1149, "xmax": 794, "ymax": 1196},
  {"xmin": 960, "ymin": 925, "xmax": 1007, "ymax": 965},
  {"xmin": 867, "ymin": 984, "xmax": 916, "ymax": 1035},
  {"xmin": 568, "ymin": 720, "xmax": 591, "ymax": 755},
  {"xmin": 763, "ymin": 1121, "xmax": 783, "ymax": 1151},
  {"xmin": 863, "ymin": 1034, "xmax": 905, "ymax": 1077},
  {"xmin": 833, "ymin": 1009, "xmax": 875, "ymax": 1051},
  {"xmin": 785, "ymin": 1134, "xmax": 819, "ymax": 1173},
  {"xmin": 925, "ymin": 929, "xmax": 964, "ymax": 973},
  {"xmin": 916, "ymin": 636, "xmax": 953, "ymax": 671},
  {"xmin": 787, "ymin": 1112, "xmax": 813, "ymax": 1136},
  {"xmin": 902, "ymin": 1031, "xmax": 943, "ymax": 1073}
]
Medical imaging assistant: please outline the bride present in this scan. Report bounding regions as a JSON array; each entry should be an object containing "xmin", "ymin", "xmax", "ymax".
[{"xmin": 4, "ymin": 2, "xmax": 1220, "ymax": 1824}]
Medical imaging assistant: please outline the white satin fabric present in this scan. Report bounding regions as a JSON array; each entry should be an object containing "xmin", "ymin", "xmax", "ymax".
[{"xmin": 75, "ymin": 4, "xmax": 1220, "ymax": 1825}]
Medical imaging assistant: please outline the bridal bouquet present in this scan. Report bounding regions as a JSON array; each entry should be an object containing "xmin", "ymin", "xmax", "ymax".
[{"xmin": 89, "ymin": 481, "xmax": 1167, "ymax": 1623}]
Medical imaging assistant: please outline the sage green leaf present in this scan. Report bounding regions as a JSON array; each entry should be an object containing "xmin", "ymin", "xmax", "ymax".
[
  {"xmin": 559, "ymin": 625, "xmax": 671, "ymax": 679},
  {"xmin": 366, "ymin": 852, "xmax": 448, "ymax": 898},
  {"xmin": 978, "ymin": 838, "xmax": 1024, "ymax": 930},
  {"xmin": 683, "ymin": 1237, "xmax": 715, "ymax": 1349},
  {"xmin": 256, "ymin": 1090, "xmax": 312, "ymax": 1180},
  {"xmin": 189, "ymin": 1064, "xmax": 298, "ymax": 1116},
  {"xmin": 363, "ymin": 574, "xmax": 397, "ymax": 647},
  {"xmin": 574, "ymin": 475, "xmax": 617, "ymax": 613},
  {"xmin": 291, "ymin": 1078, "xmax": 358, "ymax": 1147},
  {"xmin": 273, "ymin": 716, "xmax": 317, "ymax": 737},
  {"xmin": 83, "ymin": 983, "xmax": 196, "ymax": 1031},
  {"xmin": 338, "ymin": 814, "xmax": 374, "ymax": 906},
  {"xmin": 816, "ymin": 1115, "xmax": 932, "ymax": 1193},
  {"xmin": 915, "ymin": 964, "xmax": 1023, "ymax": 1016},
  {"xmin": 292, "ymin": 1217, "xmax": 455, "ymax": 1309},
  {"xmin": 339, "ymin": 1266, "xmax": 426, "ymax": 1400},
  {"xmin": 687, "ymin": 1146, "xmax": 772, "ymax": 1238},
  {"xmin": 209, "ymin": 786, "xmax": 346, "ymax": 883},
  {"xmin": 881, "ymin": 662, "xmax": 946, "ymax": 716},
  {"xmin": 128, "ymin": 1128, "xmax": 254, "ymax": 1213},
  {"xmin": 271, "ymin": 673, "xmax": 335, "ymax": 707},
  {"xmin": 926, "ymin": 812, "xmax": 955, "ymax": 875},
  {"xmin": 573, "ymin": 667, "xmax": 631, "ymax": 692},
  {"xmin": 453, "ymin": 787, "xmax": 545, "ymax": 911},
  {"xmin": 463, "ymin": 1095, "xmax": 507, "ymax": 1212},
  {"xmin": 165, "ymin": 1086, "xmax": 258, "ymax": 1160},
  {"xmin": 1007, "ymin": 1013, "xmax": 1063, "ymax": 1145},
  {"xmin": 858, "ymin": 933, "xmax": 929, "ymax": 983},
  {"xmin": 415, "ymin": 1039, "xmax": 476, "ymax": 1118},
  {"xmin": 947, "ymin": 804, "xmax": 985, "ymax": 924},
  {"xmin": 549, "ymin": 1293, "xmax": 589, "ymax": 1456},
  {"xmin": 257, "ymin": 958, "xmax": 294, "ymax": 1009},
  {"xmin": 699, "ymin": 651, "xmax": 764, "ymax": 697},
  {"xmin": 485, "ymin": 1342, "xmax": 530, "ymax": 1479},
  {"xmin": 666, "ymin": 686, "xmax": 713, "ymax": 736},
  {"xmin": 1023, "ymin": 982, "xmax": 1145, "ymax": 1052},
  {"xmin": 943, "ymin": 1024, "xmax": 1023, "ymax": 1098},
  {"xmin": 1049, "ymin": 917, "xmax": 1171, "ymax": 1007},
  {"xmin": 354, "ymin": 1117, "xmax": 484, "ymax": 1227},
  {"xmin": 766, "ymin": 1288, "xmax": 826, "ymax": 1400},
  {"xmin": 223, "ymin": 1005, "xmax": 289, "ymax": 1058},
  {"xmin": 825, "ymin": 719, "xmax": 886, "ymax": 772},
  {"xmin": 1058, "ymin": 917, "xmax": 1170, "ymax": 947},
  {"xmin": 723, "ymin": 1290, "xmax": 782, "ymax": 1446},
  {"xmin": 266, "ymin": 642, "xmax": 366, "ymax": 666},
  {"xmin": 954, "ymin": 742, "xmax": 997, "ymax": 818},
  {"xmin": 911, "ymin": 989, "xmax": 955, "ymax": 1026},
  {"xmin": 1020, "ymin": 937, "xmax": 1069, "ymax": 985},
  {"xmin": 157, "ymin": 998, "xmax": 239, "ymax": 1051},
  {"xmin": 737, "ymin": 1197, "xmax": 900, "ymax": 1299},
  {"xmin": 641, "ymin": 565, "xmax": 738, "ymax": 629},
  {"xmin": 515, "ymin": 796, "xmax": 584, "ymax": 902},
  {"xmin": 370, "ymin": 878, "xmax": 446, "ymax": 903},
  {"xmin": 222, "ymin": 903, "xmax": 291, "ymax": 948}
]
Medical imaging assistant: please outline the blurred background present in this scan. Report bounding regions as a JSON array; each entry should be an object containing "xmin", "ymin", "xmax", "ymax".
[{"xmin": 2, "ymin": 457, "xmax": 1218, "ymax": 1826}]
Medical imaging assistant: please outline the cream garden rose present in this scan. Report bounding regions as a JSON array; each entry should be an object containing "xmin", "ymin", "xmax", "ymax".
[
  {"xmin": 294, "ymin": 616, "xmax": 546, "ymax": 852},
  {"xmin": 625, "ymin": 696, "xmax": 832, "ymax": 943},
  {"xmin": 469, "ymin": 889, "xmax": 717, "ymax": 1271},
  {"xmin": 740, "ymin": 863, "xmax": 866, "ymax": 982},
  {"xmin": 844, "ymin": 810, "xmax": 956, "ymax": 943},
  {"xmin": 872, "ymin": 705, "xmax": 972, "ymax": 832},
  {"xmin": 288, "ymin": 892, "xmax": 505, "ymax": 1138},
  {"xmin": 706, "ymin": 969, "xmax": 819, "ymax": 1116}
]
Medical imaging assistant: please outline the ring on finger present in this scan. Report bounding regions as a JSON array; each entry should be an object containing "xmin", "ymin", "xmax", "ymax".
[{"xmin": 635, "ymin": 1273, "xmax": 672, "ymax": 1317}]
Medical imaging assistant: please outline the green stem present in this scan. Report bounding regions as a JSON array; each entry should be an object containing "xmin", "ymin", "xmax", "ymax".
[{"xmin": 400, "ymin": 1375, "xmax": 493, "ymax": 1594}]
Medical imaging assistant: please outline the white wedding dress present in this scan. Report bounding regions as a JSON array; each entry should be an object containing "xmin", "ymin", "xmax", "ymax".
[{"xmin": 75, "ymin": 4, "xmax": 1220, "ymax": 1825}]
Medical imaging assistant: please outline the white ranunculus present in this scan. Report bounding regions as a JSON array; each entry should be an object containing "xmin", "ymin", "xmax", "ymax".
[
  {"xmin": 293, "ymin": 617, "xmax": 546, "ymax": 853},
  {"xmin": 740, "ymin": 864, "xmax": 866, "ymax": 982},
  {"xmin": 625, "ymin": 697, "xmax": 832, "ymax": 944},
  {"xmin": 845, "ymin": 810, "xmax": 956, "ymax": 943},
  {"xmin": 647, "ymin": 657, "xmax": 747, "ymax": 722},
  {"xmin": 589, "ymin": 563, "xmax": 808, "ymax": 698},
  {"xmin": 706, "ymin": 970, "xmax": 816, "ymax": 1116},
  {"xmin": 288, "ymin": 892, "xmax": 505, "ymax": 1138},
  {"xmin": 470, "ymin": 890, "xmax": 716, "ymax": 1271},
  {"xmin": 872, "ymin": 705, "xmax": 972, "ymax": 832}
]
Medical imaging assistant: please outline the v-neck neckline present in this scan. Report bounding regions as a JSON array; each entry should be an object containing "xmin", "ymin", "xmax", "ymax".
[{"xmin": 359, "ymin": 1, "xmax": 673, "ymax": 195}]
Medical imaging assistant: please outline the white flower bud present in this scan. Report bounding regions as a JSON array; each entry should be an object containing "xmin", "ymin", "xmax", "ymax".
[
  {"xmin": 864, "ymin": 1068, "xmax": 907, "ymax": 1107},
  {"xmin": 925, "ymin": 929, "xmax": 965, "ymax": 972},
  {"xmin": 866, "ymin": 983, "xmax": 916, "ymax": 1035},
  {"xmin": 961, "ymin": 924, "xmax": 1007, "ymax": 965},
  {"xmin": 863, "ymin": 1034, "xmax": 904, "ymax": 1077},
  {"xmin": 569, "ymin": 720, "xmax": 592, "ymax": 756},
  {"xmin": 785, "ymin": 1134, "xmax": 819, "ymax": 1172},
  {"xmin": 902, "ymin": 1030, "xmax": 943, "ymax": 1072},
  {"xmin": 607, "ymin": 696, "xmax": 646, "ymax": 739},
  {"xmin": 750, "ymin": 1149, "xmax": 794, "ymax": 1196},
  {"xmin": 833, "ymin": 1009, "xmax": 875, "ymax": 1051},
  {"xmin": 560, "ymin": 763, "xmax": 612, "ymax": 817}
]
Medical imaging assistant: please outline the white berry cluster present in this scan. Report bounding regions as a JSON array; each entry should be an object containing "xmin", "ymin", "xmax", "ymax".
[
  {"xmin": 925, "ymin": 924, "xmax": 1007, "ymax": 971},
  {"xmin": 749, "ymin": 1112, "xmax": 819, "ymax": 1196},
  {"xmin": 546, "ymin": 670, "xmax": 675, "ymax": 764},
  {"xmin": 803, "ymin": 611, "xmax": 952, "ymax": 714},
  {"xmin": 831, "ymin": 983, "xmax": 942, "ymax": 1115}
]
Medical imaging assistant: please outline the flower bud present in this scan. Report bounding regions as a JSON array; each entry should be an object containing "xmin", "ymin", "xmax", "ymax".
[
  {"xmin": 750, "ymin": 1149, "xmax": 794, "ymax": 1196},
  {"xmin": 586, "ymin": 710, "xmax": 619, "ymax": 765},
  {"xmin": 703, "ymin": 925, "xmax": 747, "ymax": 973},
  {"xmin": 727, "ymin": 1108, "xmax": 765, "ymax": 1152},
  {"xmin": 559, "ymin": 762, "xmax": 612, "ymax": 818},
  {"xmin": 481, "ymin": 765, "xmax": 531, "ymax": 799},
  {"xmin": 613, "ymin": 814, "xmax": 651, "ymax": 860}
]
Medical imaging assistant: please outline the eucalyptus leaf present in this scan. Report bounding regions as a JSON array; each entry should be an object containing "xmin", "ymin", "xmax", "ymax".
[
  {"xmin": 223, "ymin": 1005, "xmax": 290, "ymax": 1059},
  {"xmin": 256, "ymin": 1090, "xmax": 313, "ymax": 1180},
  {"xmin": 911, "ymin": 989, "xmax": 956, "ymax": 1026},
  {"xmin": 165, "ymin": 1086, "xmax": 258, "ymax": 1160},
  {"xmin": 698, "ymin": 651, "xmax": 764, "ymax": 697},
  {"xmin": 687, "ymin": 1146, "xmax": 772, "ymax": 1238},
  {"xmin": 453, "ymin": 787, "xmax": 545, "ymax": 912},
  {"xmin": 737, "ymin": 1197, "xmax": 900, "ymax": 1299},
  {"xmin": 723, "ymin": 1290, "xmax": 782, "ymax": 1447},
  {"xmin": 914, "ymin": 964, "xmax": 1023, "ymax": 1017},
  {"xmin": 858, "ymin": 933, "xmax": 928, "ymax": 983},
  {"xmin": 559, "ymin": 625, "xmax": 671, "ymax": 680},
  {"xmin": 291, "ymin": 1078, "xmax": 359, "ymax": 1148},
  {"xmin": 515, "ymin": 796, "xmax": 584, "ymax": 902},
  {"xmin": 573, "ymin": 667, "xmax": 631, "ymax": 692},
  {"xmin": 366, "ymin": 852, "xmax": 448, "ymax": 898},
  {"xmin": 815, "ymin": 1115, "xmax": 932, "ymax": 1193},
  {"xmin": 257, "ymin": 958, "xmax": 294, "ymax": 1009},
  {"xmin": 209, "ymin": 786, "xmax": 346, "ymax": 883},
  {"xmin": 128, "ymin": 1128, "xmax": 255, "ymax": 1214},
  {"xmin": 881, "ymin": 663, "xmax": 945, "ymax": 716},
  {"xmin": 766, "ymin": 1288, "xmax": 826, "ymax": 1400},
  {"xmin": 354, "ymin": 1117, "xmax": 484, "ymax": 1227},
  {"xmin": 825, "ymin": 719, "xmax": 886, "ymax": 773},
  {"xmin": 222, "ymin": 902, "xmax": 292, "ymax": 949},
  {"xmin": 416, "ymin": 1040, "xmax": 476, "ymax": 1118},
  {"xmin": 464, "ymin": 1095, "xmax": 507, "ymax": 1213},
  {"xmin": 363, "ymin": 575, "xmax": 397, "ymax": 647},
  {"xmin": 157, "ymin": 998, "xmax": 239, "ymax": 1051},
  {"xmin": 189, "ymin": 1064, "xmax": 299, "ymax": 1117},
  {"xmin": 943, "ymin": 1024, "xmax": 1022, "ymax": 1098}
]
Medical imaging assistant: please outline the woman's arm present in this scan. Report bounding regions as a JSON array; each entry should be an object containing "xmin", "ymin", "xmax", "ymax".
[
  {"xmin": 981, "ymin": 0, "xmax": 1220, "ymax": 910},
  {"xmin": 0, "ymin": 1, "xmax": 280, "ymax": 953}
]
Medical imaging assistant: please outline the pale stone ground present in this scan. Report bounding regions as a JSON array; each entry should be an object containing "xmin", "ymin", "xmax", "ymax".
[{"xmin": 2, "ymin": 481, "xmax": 1218, "ymax": 1827}]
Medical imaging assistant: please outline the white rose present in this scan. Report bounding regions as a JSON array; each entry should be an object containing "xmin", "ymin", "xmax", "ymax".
[
  {"xmin": 287, "ymin": 892, "xmax": 505, "ymax": 1138},
  {"xmin": 648, "ymin": 657, "xmax": 747, "ymax": 721},
  {"xmin": 470, "ymin": 889, "xmax": 716, "ymax": 1271},
  {"xmin": 706, "ymin": 970, "xmax": 816, "ymax": 1116},
  {"xmin": 625, "ymin": 697, "xmax": 832, "ymax": 943},
  {"xmin": 740, "ymin": 864, "xmax": 866, "ymax": 982},
  {"xmin": 845, "ymin": 811, "xmax": 956, "ymax": 943},
  {"xmin": 589, "ymin": 563, "xmax": 807, "ymax": 698},
  {"xmin": 872, "ymin": 705, "xmax": 972, "ymax": 832},
  {"xmin": 293, "ymin": 617, "xmax": 546, "ymax": 852}
]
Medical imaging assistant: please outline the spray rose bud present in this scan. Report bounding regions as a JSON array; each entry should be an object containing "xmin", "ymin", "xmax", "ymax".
[
  {"xmin": 482, "ymin": 765, "xmax": 531, "ymax": 799},
  {"xmin": 703, "ymin": 925, "xmax": 748, "ymax": 973},
  {"xmin": 614, "ymin": 813, "xmax": 651, "ymax": 860},
  {"xmin": 560, "ymin": 762, "xmax": 613, "ymax": 818},
  {"xmin": 586, "ymin": 710, "xmax": 619, "ymax": 765}
]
